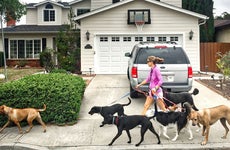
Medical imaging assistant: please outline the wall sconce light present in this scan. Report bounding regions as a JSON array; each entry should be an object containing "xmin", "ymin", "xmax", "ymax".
[
  {"xmin": 189, "ymin": 30, "xmax": 194, "ymax": 40},
  {"xmin": 86, "ymin": 31, "xmax": 90, "ymax": 41}
]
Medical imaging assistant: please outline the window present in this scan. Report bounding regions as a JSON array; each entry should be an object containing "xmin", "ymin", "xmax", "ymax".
[
  {"xmin": 135, "ymin": 37, "xmax": 143, "ymax": 42},
  {"xmin": 147, "ymin": 37, "xmax": 155, "ymax": 42},
  {"xmin": 113, "ymin": 0, "xmax": 120, "ymax": 3},
  {"xmin": 158, "ymin": 37, "xmax": 167, "ymax": 42},
  {"xmin": 112, "ymin": 37, "xmax": 119, "ymax": 42},
  {"xmin": 100, "ymin": 37, "xmax": 108, "ymax": 42},
  {"xmin": 128, "ymin": 9, "xmax": 151, "ymax": 24},
  {"xmin": 44, "ymin": 4, "xmax": 55, "ymax": 22},
  {"xmin": 9, "ymin": 39, "xmax": 42, "ymax": 59},
  {"xmin": 170, "ymin": 36, "xmax": 179, "ymax": 42},
  {"xmin": 123, "ymin": 37, "xmax": 131, "ymax": 42},
  {"xmin": 77, "ymin": 9, "xmax": 90, "ymax": 16}
]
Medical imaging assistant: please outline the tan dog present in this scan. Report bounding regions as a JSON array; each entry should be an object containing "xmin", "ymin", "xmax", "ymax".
[
  {"xmin": 0, "ymin": 104, "xmax": 47, "ymax": 134},
  {"xmin": 188, "ymin": 105, "xmax": 230, "ymax": 145}
]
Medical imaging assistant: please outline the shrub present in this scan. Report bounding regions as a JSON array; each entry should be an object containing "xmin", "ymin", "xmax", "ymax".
[
  {"xmin": 0, "ymin": 73, "xmax": 86, "ymax": 126},
  {"xmin": 216, "ymin": 51, "xmax": 230, "ymax": 80},
  {"xmin": 40, "ymin": 48, "xmax": 54, "ymax": 72}
]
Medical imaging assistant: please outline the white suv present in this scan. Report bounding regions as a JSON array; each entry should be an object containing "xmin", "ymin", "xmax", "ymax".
[{"xmin": 125, "ymin": 42, "xmax": 193, "ymax": 98}]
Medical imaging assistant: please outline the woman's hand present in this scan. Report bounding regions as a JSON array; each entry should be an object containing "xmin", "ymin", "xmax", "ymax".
[
  {"xmin": 151, "ymin": 87, "xmax": 157, "ymax": 94},
  {"xmin": 136, "ymin": 84, "xmax": 141, "ymax": 89}
]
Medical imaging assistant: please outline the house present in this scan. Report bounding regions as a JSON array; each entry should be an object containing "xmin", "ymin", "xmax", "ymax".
[
  {"xmin": 214, "ymin": 20, "xmax": 230, "ymax": 43},
  {"xmin": 0, "ymin": 0, "xmax": 208, "ymax": 74}
]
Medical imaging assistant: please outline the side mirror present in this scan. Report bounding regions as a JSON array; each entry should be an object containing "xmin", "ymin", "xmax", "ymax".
[{"xmin": 125, "ymin": 52, "xmax": 131, "ymax": 57}]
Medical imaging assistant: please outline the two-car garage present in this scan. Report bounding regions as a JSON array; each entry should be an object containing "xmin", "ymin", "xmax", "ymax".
[{"xmin": 95, "ymin": 34, "xmax": 182, "ymax": 74}]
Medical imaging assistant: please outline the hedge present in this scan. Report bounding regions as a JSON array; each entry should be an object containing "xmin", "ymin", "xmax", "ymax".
[{"xmin": 0, "ymin": 73, "xmax": 86, "ymax": 126}]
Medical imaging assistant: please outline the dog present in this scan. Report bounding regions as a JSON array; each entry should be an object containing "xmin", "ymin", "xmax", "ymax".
[
  {"xmin": 0, "ymin": 104, "xmax": 47, "ymax": 134},
  {"xmin": 103, "ymin": 114, "xmax": 161, "ymax": 146},
  {"xmin": 152, "ymin": 102, "xmax": 193, "ymax": 141},
  {"xmin": 163, "ymin": 88, "xmax": 199, "ymax": 111},
  {"xmin": 188, "ymin": 105, "xmax": 230, "ymax": 145},
  {"xmin": 88, "ymin": 97, "xmax": 131, "ymax": 127}
]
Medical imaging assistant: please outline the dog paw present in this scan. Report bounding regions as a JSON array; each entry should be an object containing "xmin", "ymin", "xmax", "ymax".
[
  {"xmin": 127, "ymin": 141, "xmax": 131, "ymax": 143},
  {"xmin": 108, "ymin": 143, "xmax": 112, "ymax": 146},
  {"xmin": 157, "ymin": 141, "xmax": 161, "ymax": 144},
  {"xmin": 201, "ymin": 141, "xmax": 207, "ymax": 145},
  {"xmin": 135, "ymin": 143, "xmax": 140, "ymax": 147}
]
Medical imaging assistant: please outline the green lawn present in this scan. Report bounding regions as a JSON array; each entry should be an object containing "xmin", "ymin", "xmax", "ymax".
[{"xmin": 0, "ymin": 67, "xmax": 44, "ymax": 83}]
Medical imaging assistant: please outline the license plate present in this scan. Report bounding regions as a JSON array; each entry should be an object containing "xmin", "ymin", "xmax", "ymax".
[{"xmin": 163, "ymin": 75, "xmax": 174, "ymax": 82}]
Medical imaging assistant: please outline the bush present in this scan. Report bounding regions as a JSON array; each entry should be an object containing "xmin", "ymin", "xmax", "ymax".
[
  {"xmin": 0, "ymin": 73, "xmax": 86, "ymax": 126},
  {"xmin": 216, "ymin": 51, "xmax": 230, "ymax": 80}
]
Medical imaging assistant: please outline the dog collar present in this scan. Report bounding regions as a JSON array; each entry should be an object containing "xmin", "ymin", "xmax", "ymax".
[{"xmin": 112, "ymin": 116, "xmax": 119, "ymax": 125}]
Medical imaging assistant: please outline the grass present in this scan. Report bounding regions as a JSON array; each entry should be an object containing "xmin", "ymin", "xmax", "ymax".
[{"xmin": 0, "ymin": 67, "xmax": 44, "ymax": 83}]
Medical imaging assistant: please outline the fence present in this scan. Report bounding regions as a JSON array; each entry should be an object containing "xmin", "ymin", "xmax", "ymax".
[{"xmin": 200, "ymin": 42, "xmax": 230, "ymax": 73}]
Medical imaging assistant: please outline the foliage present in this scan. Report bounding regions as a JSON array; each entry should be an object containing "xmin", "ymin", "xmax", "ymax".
[
  {"xmin": 216, "ymin": 51, "xmax": 230, "ymax": 80},
  {"xmin": 0, "ymin": 0, "xmax": 26, "ymax": 22},
  {"xmin": 215, "ymin": 12, "xmax": 230, "ymax": 20},
  {"xmin": 56, "ymin": 8, "xmax": 81, "ymax": 73},
  {"xmin": 39, "ymin": 48, "xmax": 54, "ymax": 72},
  {"xmin": 182, "ymin": 0, "xmax": 214, "ymax": 42},
  {"xmin": 0, "ymin": 73, "xmax": 86, "ymax": 126}
]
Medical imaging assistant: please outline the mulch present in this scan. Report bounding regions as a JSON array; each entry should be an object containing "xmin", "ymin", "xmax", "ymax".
[{"xmin": 196, "ymin": 78, "xmax": 230, "ymax": 100}]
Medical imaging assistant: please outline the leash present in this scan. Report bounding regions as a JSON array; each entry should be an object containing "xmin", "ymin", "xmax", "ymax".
[
  {"xmin": 108, "ymin": 91, "xmax": 130, "ymax": 105},
  {"xmin": 135, "ymin": 87, "xmax": 184, "ymax": 111}
]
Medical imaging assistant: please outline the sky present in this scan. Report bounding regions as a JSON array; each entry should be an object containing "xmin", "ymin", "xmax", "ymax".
[{"xmin": 12, "ymin": 0, "xmax": 230, "ymax": 25}]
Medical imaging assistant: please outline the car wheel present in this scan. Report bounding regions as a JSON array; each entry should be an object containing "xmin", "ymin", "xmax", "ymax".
[{"xmin": 130, "ymin": 84, "xmax": 138, "ymax": 98}]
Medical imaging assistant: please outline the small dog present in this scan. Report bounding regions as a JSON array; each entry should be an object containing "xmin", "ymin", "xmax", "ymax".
[
  {"xmin": 153, "ymin": 102, "xmax": 193, "ymax": 141},
  {"xmin": 88, "ymin": 97, "xmax": 131, "ymax": 127},
  {"xmin": 163, "ymin": 88, "xmax": 199, "ymax": 111},
  {"xmin": 188, "ymin": 105, "xmax": 230, "ymax": 145},
  {"xmin": 0, "ymin": 104, "xmax": 47, "ymax": 134},
  {"xmin": 103, "ymin": 115, "xmax": 161, "ymax": 146}
]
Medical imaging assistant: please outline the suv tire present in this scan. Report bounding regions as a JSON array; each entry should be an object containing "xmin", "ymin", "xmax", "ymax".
[{"xmin": 130, "ymin": 84, "xmax": 139, "ymax": 98}]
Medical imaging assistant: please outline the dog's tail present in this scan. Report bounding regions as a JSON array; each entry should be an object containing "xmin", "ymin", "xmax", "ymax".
[
  {"xmin": 190, "ymin": 88, "xmax": 199, "ymax": 96},
  {"xmin": 37, "ymin": 104, "xmax": 46, "ymax": 112},
  {"xmin": 122, "ymin": 97, "xmax": 131, "ymax": 106},
  {"xmin": 183, "ymin": 102, "xmax": 191, "ymax": 116}
]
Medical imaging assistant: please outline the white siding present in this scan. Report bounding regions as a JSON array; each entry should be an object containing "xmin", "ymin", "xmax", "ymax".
[
  {"xmin": 91, "ymin": 0, "xmax": 112, "ymax": 10},
  {"xmin": 71, "ymin": 0, "xmax": 91, "ymax": 16},
  {"xmin": 36, "ymin": 4, "xmax": 68, "ymax": 25},
  {"xmin": 80, "ymin": 0, "xmax": 201, "ymax": 73},
  {"xmin": 26, "ymin": 9, "xmax": 37, "ymax": 25},
  {"xmin": 161, "ymin": 0, "xmax": 182, "ymax": 7}
]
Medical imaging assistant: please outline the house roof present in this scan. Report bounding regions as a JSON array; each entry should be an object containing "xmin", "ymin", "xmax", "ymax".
[
  {"xmin": 1, "ymin": 25, "xmax": 68, "ymax": 34},
  {"xmin": 74, "ymin": 0, "xmax": 208, "ymax": 21},
  {"xmin": 27, "ymin": 0, "xmax": 70, "ymax": 8},
  {"xmin": 214, "ymin": 20, "xmax": 230, "ymax": 29}
]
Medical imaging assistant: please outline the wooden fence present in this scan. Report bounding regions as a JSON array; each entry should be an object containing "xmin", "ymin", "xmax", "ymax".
[{"xmin": 200, "ymin": 42, "xmax": 230, "ymax": 73}]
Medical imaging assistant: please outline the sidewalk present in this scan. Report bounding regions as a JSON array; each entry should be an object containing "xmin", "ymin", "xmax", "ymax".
[{"xmin": 0, "ymin": 75, "xmax": 230, "ymax": 150}]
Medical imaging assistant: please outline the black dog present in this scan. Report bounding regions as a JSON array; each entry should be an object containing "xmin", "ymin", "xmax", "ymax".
[
  {"xmin": 103, "ymin": 115, "xmax": 161, "ymax": 146},
  {"xmin": 88, "ymin": 97, "xmax": 131, "ymax": 127},
  {"xmin": 153, "ymin": 102, "xmax": 193, "ymax": 141},
  {"xmin": 163, "ymin": 88, "xmax": 199, "ymax": 111}
]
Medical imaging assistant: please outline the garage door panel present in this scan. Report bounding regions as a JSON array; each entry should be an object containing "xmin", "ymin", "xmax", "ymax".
[{"xmin": 96, "ymin": 35, "xmax": 182, "ymax": 74}]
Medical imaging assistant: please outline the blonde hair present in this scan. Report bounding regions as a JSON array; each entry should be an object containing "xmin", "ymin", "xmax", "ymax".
[{"xmin": 147, "ymin": 56, "xmax": 164, "ymax": 64}]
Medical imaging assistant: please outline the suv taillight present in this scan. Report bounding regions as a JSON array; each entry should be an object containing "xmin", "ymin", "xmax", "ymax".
[
  {"xmin": 131, "ymin": 67, "xmax": 138, "ymax": 78},
  {"xmin": 188, "ymin": 66, "xmax": 193, "ymax": 78}
]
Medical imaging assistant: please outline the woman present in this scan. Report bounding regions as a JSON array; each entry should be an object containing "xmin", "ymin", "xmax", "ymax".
[{"xmin": 136, "ymin": 56, "xmax": 166, "ymax": 115}]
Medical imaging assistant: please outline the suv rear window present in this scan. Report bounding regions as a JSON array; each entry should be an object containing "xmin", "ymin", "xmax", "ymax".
[{"xmin": 135, "ymin": 47, "xmax": 189, "ymax": 64}]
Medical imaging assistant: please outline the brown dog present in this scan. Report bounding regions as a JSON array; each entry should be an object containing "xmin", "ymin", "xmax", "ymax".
[
  {"xmin": 188, "ymin": 105, "xmax": 230, "ymax": 145},
  {"xmin": 0, "ymin": 104, "xmax": 47, "ymax": 134}
]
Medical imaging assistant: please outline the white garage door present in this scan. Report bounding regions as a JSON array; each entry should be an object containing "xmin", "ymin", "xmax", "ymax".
[{"xmin": 95, "ymin": 34, "xmax": 182, "ymax": 74}]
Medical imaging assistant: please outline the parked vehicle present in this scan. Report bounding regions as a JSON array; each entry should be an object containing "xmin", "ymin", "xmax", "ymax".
[{"xmin": 125, "ymin": 42, "xmax": 193, "ymax": 98}]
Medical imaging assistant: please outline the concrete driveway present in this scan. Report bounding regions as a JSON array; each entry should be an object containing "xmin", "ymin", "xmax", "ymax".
[
  {"xmin": 1, "ymin": 75, "xmax": 230, "ymax": 150},
  {"xmin": 79, "ymin": 75, "xmax": 230, "ymax": 149}
]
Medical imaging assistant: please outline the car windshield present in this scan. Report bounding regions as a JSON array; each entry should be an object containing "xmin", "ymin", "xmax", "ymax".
[{"xmin": 135, "ymin": 47, "xmax": 189, "ymax": 64}]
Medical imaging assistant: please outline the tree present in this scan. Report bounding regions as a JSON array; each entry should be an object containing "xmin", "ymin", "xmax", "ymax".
[
  {"xmin": 215, "ymin": 12, "xmax": 230, "ymax": 20},
  {"xmin": 182, "ymin": 0, "xmax": 214, "ymax": 42},
  {"xmin": 56, "ymin": 8, "xmax": 81, "ymax": 73},
  {"xmin": 0, "ymin": 0, "xmax": 26, "ymax": 80}
]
